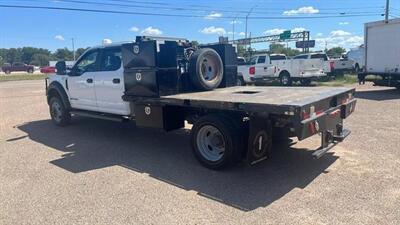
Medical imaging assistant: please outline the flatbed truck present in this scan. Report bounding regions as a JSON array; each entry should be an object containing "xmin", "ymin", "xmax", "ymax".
[{"xmin": 46, "ymin": 36, "xmax": 356, "ymax": 170}]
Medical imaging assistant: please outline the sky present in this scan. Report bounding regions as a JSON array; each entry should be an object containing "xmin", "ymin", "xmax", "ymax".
[{"xmin": 0, "ymin": 0, "xmax": 399, "ymax": 52}]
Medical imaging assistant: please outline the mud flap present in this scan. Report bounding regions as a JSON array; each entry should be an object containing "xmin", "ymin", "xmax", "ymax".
[{"xmin": 246, "ymin": 116, "xmax": 272, "ymax": 165}]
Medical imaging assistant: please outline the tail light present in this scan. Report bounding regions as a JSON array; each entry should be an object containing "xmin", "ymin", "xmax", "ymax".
[
  {"xmin": 249, "ymin": 66, "xmax": 255, "ymax": 75},
  {"xmin": 329, "ymin": 61, "xmax": 335, "ymax": 71}
]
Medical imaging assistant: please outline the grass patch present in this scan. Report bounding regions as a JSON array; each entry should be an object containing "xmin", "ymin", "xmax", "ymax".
[
  {"xmin": 317, "ymin": 74, "xmax": 358, "ymax": 87},
  {"xmin": 0, "ymin": 73, "xmax": 48, "ymax": 82}
]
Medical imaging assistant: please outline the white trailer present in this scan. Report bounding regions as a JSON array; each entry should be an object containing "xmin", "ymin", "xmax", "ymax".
[{"xmin": 362, "ymin": 18, "xmax": 400, "ymax": 88}]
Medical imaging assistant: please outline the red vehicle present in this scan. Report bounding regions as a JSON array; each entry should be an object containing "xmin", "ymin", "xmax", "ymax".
[
  {"xmin": 40, "ymin": 66, "xmax": 56, "ymax": 74},
  {"xmin": 1, "ymin": 62, "xmax": 35, "ymax": 74}
]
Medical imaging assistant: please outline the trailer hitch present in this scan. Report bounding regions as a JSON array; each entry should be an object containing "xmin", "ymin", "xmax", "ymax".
[{"xmin": 312, "ymin": 128, "xmax": 351, "ymax": 159}]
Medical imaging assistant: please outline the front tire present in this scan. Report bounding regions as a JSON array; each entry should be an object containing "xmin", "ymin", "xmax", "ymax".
[
  {"xmin": 191, "ymin": 114, "xmax": 243, "ymax": 170},
  {"xmin": 5, "ymin": 70, "xmax": 11, "ymax": 74},
  {"xmin": 49, "ymin": 97, "xmax": 71, "ymax": 126},
  {"xmin": 27, "ymin": 68, "xmax": 34, "ymax": 73},
  {"xmin": 280, "ymin": 72, "xmax": 292, "ymax": 86}
]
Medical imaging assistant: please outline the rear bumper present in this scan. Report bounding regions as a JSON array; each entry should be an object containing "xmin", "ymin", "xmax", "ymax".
[{"xmin": 298, "ymin": 98, "xmax": 356, "ymax": 141}]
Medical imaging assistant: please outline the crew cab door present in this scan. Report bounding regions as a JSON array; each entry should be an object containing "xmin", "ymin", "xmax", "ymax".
[
  {"xmin": 67, "ymin": 49, "xmax": 100, "ymax": 111},
  {"xmin": 94, "ymin": 47, "xmax": 130, "ymax": 115},
  {"xmin": 255, "ymin": 55, "xmax": 275, "ymax": 77}
]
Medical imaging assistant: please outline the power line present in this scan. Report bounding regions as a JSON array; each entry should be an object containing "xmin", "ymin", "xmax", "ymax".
[
  {"xmin": 11, "ymin": 0, "xmax": 386, "ymax": 15},
  {"xmin": 0, "ymin": 4, "xmax": 384, "ymax": 20}
]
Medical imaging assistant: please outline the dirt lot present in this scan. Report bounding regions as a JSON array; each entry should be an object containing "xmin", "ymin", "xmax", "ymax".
[{"xmin": 0, "ymin": 80, "xmax": 399, "ymax": 225}]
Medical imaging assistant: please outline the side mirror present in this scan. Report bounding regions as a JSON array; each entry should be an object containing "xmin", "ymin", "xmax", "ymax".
[{"xmin": 55, "ymin": 61, "xmax": 67, "ymax": 75}]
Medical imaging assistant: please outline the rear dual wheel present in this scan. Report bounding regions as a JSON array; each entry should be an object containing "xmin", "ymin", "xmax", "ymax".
[{"xmin": 191, "ymin": 114, "xmax": 244, "ymax": 170}]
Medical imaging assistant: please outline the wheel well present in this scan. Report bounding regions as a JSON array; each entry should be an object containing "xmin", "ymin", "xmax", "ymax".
[
  {"xmin": 279, "ymin": 70, "xmax": 290, "ymax": 77},
  {"xmin": 47, "ymin": 82, "xmax": 70, "ymax": 109}
]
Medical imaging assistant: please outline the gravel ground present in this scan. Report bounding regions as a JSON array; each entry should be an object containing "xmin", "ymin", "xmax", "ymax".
[{"xmin": 0, "ymin": 80, "xmax": 399, "ymax": 225}]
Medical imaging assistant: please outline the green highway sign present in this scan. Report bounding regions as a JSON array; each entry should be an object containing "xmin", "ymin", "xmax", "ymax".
[{"xmin": 279, "ymin": 30, "xmax": 291, "ymax": 40}]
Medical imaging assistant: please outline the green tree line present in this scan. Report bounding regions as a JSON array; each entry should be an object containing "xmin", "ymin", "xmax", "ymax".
[{"xmin": 0, "ymin": 47, "xmax": 88, "ymax": 67}]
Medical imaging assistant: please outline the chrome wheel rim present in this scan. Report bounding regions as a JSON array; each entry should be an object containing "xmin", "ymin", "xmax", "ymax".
[
  {"xmin": 282, "ymin": 76, "xmax": 289, "ymax": 85},
  {"xmin": 196, "ymin": 125, "xmax": 225, "ymax": 162},
  {"xmin": 51, "ymin": 101, "xmax": 62, "ymax": 122}
]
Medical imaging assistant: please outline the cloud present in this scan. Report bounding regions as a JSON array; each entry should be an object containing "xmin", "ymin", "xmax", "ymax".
[
  {"xmin": 330, "ymin": 30, "xmax": 351, "ymax": 37},
  {"xmin": 204, "ymin": 12, "xmax": 222, "ymax": 20},
  {"xmin": 291, "ymin": 27, "xmax": 306, "ymax": 33},
  {"xmin": 141, "ymin": 26, "xmax": 163, "ymax": 36},
  {"xmin": 339, "ymin": 22, "xmax": 350, "ymax": 25},
  {"xmin": 316, "ymin": 33, "xmax": 323, "ymax": 37},
  {"xmin": 129, "ymin": 26, "xmax": 139, "ymax": 32},
  {"xmin": 263, "ymin": 28, "xmax": 285, "ymax": 35},
  {"xmin": 283, "ymin": 6, "xmax": 319, "ymax": 16},
  {"xmin": 54, "ymin": 35, "xmax": 65, "ymax": 41},
  {"xmin": 263, "ymin": 27, "xmax": 306, "ymax": 35},
  {"xmin": 200, "ymin": 26, "xmax": 226, "ymax": 35},
  {"xmin": 239, "ymin": 32, "xmax": 245, "ymax": 36},
  {"xmin": 315, "ymin": 31, "xmax": 363, "ymax": 50}
]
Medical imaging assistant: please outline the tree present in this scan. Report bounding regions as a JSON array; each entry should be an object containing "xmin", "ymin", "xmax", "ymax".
[
  {"xmin": 31, "ymin": 53, "xmax": 52, "ymax": 67},
  {"xmin": 75, "ymin": 47, "xmax": 89, "ymax": 59},
  {"xmin": 53, "ymin": 48, "xmax": 74, "ymax": 61},
  {"xmin": 326, "ymin": 47, "xmax": 346, "ymax": 58},
  {"xmin": 269, "ymin": 43, "xmax": 300, "ymax": 57},
  {"xmin": 191, "ymin": 40, "xmax": 199, "ymax": 47},
  {"xmin": 6, "ymin": 48, "xmax": 21, "ymax": 64}
]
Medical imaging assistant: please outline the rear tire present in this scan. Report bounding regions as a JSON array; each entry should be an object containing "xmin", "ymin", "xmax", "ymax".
[
  {"xmin": 189, "ymin": 48, "xmax": 224, "ymax": 91},
  {"xmin": 49, "ymin": 97, "xmax": 71, "ymax": 126},
  {"xmin": 191, "ymin": 114, "xmax": 243, "ymax": 170},
  {"xmin": 280, "ymin": 72, "xmax": 292, "ymax": 86},
  {"xmin": 5, "ymin": 70, "xmax": 11, "ymax": 74},
  {"xmin": 27, "ymin": 68, "xmax": 34, "ymax": 73}
]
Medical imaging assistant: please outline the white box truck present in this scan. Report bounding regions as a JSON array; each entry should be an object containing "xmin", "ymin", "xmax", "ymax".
[{"xmin": 361, "ymin": 18, "xmax": 400, "ymax": 88}]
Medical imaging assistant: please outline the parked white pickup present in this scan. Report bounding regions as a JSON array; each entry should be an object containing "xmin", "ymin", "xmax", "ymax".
[{"xmin": 238, "ymin": 53, "xmax": 328, "ymax": 86}]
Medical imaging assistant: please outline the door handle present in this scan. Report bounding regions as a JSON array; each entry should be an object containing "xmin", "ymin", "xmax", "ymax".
[
  {"xmin": 86, "ymin": 78, "xmax": 93, "ymax": 83},
  {"xmin": 112, "ymin": 78, "xmax": 120, "ymax": 84}
]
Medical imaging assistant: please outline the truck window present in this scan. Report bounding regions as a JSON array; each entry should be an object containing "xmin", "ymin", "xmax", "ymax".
[
  {"xmin": 237, "ymin": 58, "xmax": 246, "ymax": 65},
  {"xmin": 257, "ymin": 56, "xmax": 266, "ymax": 64},
  {"xmin": 293, "ymin": 55, "xmax": 308, "ymax": 59},
  {"xmin": 248, "ymin": 56, "xmax": 257, "ymax": 65},
  {"xmin": 101, "ymin": 48, "xmax": 122, "ymax": 71},
  {"xmin": 13, "ymin": 62, "xmax": 23, "ymax": 67},
  {"xmin": 74, "ymin": 50, "xmax": 99, "ymax": 75},
  {"xmin": 270, "ymin": 55, "xmax": 286, "ymax": 60},
  {"xmin": 310, "ymin": 54, "xmax": 328, "ymax": 61}
]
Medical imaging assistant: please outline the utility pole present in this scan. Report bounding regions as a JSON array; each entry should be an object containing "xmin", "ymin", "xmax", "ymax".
[
  {"xmin": 71, "ymin": 38, "xmax": 76, "ymax": 61},
  {"xmin": 385, "ymin": 0, "xmax": 390, "ymax": 23},
  {"xmin": 232, "ymin": 19, "xmax": 235, "ymax": 41},
  {"xmin": 245, "ymin": 5, "xmax": 257, "ymax": 50}
]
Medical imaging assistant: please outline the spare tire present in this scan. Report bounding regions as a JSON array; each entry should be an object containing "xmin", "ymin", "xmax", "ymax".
[{"xmin": 189, "ymin": 48, "xmax": 224, "ymax": 91}]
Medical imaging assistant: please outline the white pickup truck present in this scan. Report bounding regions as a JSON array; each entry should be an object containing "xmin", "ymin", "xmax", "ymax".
[{"xmin": 238, "ymin": 53, "xmax": 328, "ymax": 86}]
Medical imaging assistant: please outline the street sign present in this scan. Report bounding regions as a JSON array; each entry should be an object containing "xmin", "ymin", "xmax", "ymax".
[
  {"xmin": 279, "ymin": 30, "xmax": 291, "ymax": 40},
  {"xmin": 296, "ymin": 40, "xmax": 316, "ymax": 48}
]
